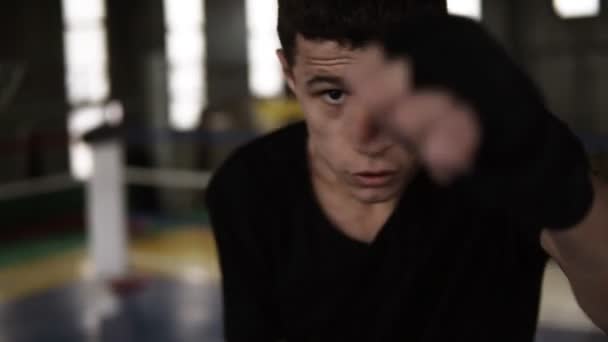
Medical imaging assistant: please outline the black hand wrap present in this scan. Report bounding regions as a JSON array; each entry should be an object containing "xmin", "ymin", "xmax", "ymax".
[{"xmin": 382, "ymin": 15, "xmax": 594, "ymax": 230}]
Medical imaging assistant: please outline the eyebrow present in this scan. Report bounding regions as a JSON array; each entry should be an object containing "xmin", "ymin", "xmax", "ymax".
[{"xmin": 305, "ymin": 75, "xmax": 346, "ymax": 89}]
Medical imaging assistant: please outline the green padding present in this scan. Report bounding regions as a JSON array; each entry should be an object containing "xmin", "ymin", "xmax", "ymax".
[
  {"xmin": 0, "ymin": 187, "xmax": 85, "ymax": 226},
  {"xmin": 0, "ymin": 208, "xmax": 209, "ymax": 268},
  {"xmin": 0, "ymin": 233, "xmax": 84, "ymax": 268}
]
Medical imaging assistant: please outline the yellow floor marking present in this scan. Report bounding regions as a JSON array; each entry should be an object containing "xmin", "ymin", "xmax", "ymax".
[
  {"xmin": 0, "ymin": 227, "xmax": 219, "ymax": 303},
  {"xmin": 130, "ymin": 226, "xmax": 220, "ymax": 281},
  {"xmin": 0, "ymin": 249, "xmax": 85, "ymax": 303}
]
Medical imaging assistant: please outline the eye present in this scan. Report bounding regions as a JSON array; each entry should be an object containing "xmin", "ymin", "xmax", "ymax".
[{"xmin": 322, "ymin": 89, "xmax": 346, "ymax": 105}]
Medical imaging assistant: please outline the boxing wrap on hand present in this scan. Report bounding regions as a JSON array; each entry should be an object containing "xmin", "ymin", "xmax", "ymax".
[{"xmin": 382, "ymin": 15, "xmax": 594, "ymax": 230}]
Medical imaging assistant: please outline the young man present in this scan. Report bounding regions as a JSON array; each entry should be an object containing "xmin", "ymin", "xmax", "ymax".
[{"xmin": 206, "ymin": 1, "xmax": 608, "ymax": 340}]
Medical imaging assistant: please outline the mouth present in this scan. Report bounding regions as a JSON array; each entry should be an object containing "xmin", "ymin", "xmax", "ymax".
[{"xmin": 352, "ymin": 171, "xmax": 397, "ymax": 187}]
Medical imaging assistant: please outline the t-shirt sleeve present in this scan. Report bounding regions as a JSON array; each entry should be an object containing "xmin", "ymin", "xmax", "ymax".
[
  {"xmin": 508, "ymin": 211, "xmax": 550, "ymax": 273},
  {"xmin": 205, "ymin": 153, "xmax": 282, "ymax": 341}
]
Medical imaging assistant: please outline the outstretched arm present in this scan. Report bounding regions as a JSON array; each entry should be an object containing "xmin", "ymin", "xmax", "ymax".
[{"xmin": 542, "ymin": 175, "xmax": 608, "ymax": 332}]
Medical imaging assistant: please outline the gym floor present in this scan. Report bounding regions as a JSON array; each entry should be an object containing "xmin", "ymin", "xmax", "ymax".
[{"xmin": 0, "ymin": 226, "xmax": 605, "ymax": 342}]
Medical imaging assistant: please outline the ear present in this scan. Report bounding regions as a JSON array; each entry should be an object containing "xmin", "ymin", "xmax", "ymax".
[{"xmin": 277, "ymin": 49, "xmax": 297, "ymax": 94}]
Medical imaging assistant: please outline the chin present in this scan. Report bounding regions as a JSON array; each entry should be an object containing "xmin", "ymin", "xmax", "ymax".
[{"xmin": 351, "ymin": 188, "xmax": 399, "ymax": 204}]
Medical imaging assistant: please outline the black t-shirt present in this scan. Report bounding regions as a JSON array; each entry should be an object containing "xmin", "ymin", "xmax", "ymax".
[{"xmin": 206, "ymin": 121, "xmax": 549, "ymax": 342}]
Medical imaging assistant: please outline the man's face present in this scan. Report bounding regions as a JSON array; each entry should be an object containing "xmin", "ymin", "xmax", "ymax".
[{"xmin": 279, "ymin": 35, "xmax": 417, "ymax": 204}]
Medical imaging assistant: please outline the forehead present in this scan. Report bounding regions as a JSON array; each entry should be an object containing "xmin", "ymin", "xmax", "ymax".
[{"xmin": 293, "ymin": 34, "xmax": 383, "ymax": 75}]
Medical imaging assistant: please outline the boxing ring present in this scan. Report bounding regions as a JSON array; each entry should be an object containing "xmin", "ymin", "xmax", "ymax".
[{"xmin": 0, "ymin": 125, "xmax": 607, "ymax": 342}]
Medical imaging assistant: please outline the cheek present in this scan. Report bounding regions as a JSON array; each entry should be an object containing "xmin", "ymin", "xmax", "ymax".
[
  {"xmin": 302, "ymin": 106, "xmax": 353, "ymax": 166},
  {"xmin": 299, "ymin": 97, "xmax": 342, "ymax": 143},
  {"xmin": 307, "ymin": 114, "xmax": 346, "ymax": 157}
]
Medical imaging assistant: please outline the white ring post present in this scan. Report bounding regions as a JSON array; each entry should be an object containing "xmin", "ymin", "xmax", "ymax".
[{"xmin": 86, "ymin": 136, "xmax": 128, "ymax": 280}]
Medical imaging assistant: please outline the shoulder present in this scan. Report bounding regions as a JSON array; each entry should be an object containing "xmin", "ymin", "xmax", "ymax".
[
  {"xmin": 205, "ymin": 123, "xmax": 307, "ymax": 248},
  {"xmin": 206, "ymin": 121, "xmax": 307, "ymax": 203},
  {"xmin": 234, "ymin": 120, "xmax": 307, "ymax": 168}
]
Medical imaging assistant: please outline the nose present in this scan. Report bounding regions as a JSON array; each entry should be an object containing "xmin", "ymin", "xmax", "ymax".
[{"xmin": 349, "ymin": 110, "xmax": 393, "ymax": 156}]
